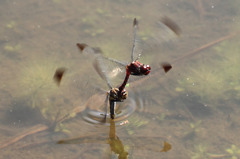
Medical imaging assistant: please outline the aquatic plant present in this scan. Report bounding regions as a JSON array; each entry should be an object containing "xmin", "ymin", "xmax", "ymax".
[
  {"xmin": 183, "ymin": 120, "xmax": 202, "ymax": 140},
  {"xmin": 80, "ymin": 8, "xmax": 114, "ymax": 37},
  {"xmin": 191, "ymin": 144, "xmax": 209, "ymax": 159},
  {"xmin": 155, "ymin": 113, "xmax": 166, "ymax": 122},
  {"xmin": 125, "ymin": 114, "xmax": 149, "ymax": 135},
  {"xmin": 18, "ymin": 59, "xmax": 59, "ymax": 101},
  {"xmin": 190, "ymin": 144, "xmax": 225, "ymax": 159},
  {"xmin": 6, "ymin": 21, "xmax": 16, "ymax": 29},
  {"xmin": 214, "ymin": 40, "xmax": 240, "ymax": 99},
  {"xmin": 96, "ymin": 40, "xmax": 128, "ymax": 58},
  {"xmin": 175, "ymin": 37, "xmax": 240, "ymax": 105},
  {"xmin": 226, "ymin": 144, "xmax": 240, "ymax": 159},
  {"xmin": 15, "ymin": 57, "xmax": 73, "ymax": 124},
  {"xmin": 4, "ymin": 44, "xmax": 21, "ymax": 52},
  {"xmin": 84, "ymin": 28, "xmax": 105, "ymax": 37},
  {"xmin": 54, "ymin": 122, "xmax": 71, "ymax": 135},
  {"xmin": 96, "ymin": 8, "xmax": 112, "ymax": 17},
  {"xmin": 177, "ymin": 66, "xmax": 224, "ymax": 103},
  {"xmin": 123, "ymin": 14, "xmax": 141, "ymax": 21}
]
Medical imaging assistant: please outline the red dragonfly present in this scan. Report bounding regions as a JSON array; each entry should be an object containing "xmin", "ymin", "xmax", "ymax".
[{"xmin": 77, "ymin": 17, "xmax": 180, "ymax": 120}]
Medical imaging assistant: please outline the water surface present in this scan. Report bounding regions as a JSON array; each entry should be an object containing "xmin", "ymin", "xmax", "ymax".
[{"xmin": 0, "ymin": 0, "xmax": 240, "ymax": 158}]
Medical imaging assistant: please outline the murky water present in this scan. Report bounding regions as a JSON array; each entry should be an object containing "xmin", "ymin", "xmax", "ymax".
[{"xmin": 1, "ymin": 0, "xmax": 240, "ymax": 158}]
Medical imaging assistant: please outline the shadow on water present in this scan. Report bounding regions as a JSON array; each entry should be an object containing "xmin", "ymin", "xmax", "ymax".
[{"xmin": 57, "ymin": 118, "xmax": 171, "ymax": 159}]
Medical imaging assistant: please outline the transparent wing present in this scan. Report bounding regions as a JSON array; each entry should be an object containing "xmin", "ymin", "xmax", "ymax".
[
  {"xmin": 131, "ymin": 18, "xmax": 143, "ymax": 62},
  {"xmin": 93, "ymin": 58, "xmax": 112, "ymax": 89},
  {"xmin": 131, "ymin": 16, "xmax": 181, "ymax": 63},
  {"xmin": 94, "ymin": 55, "xmax": 127, "ymax": 88},
  {"xmin": 77, "ymin": 43, "xmax": 127, "ymax": 89}
]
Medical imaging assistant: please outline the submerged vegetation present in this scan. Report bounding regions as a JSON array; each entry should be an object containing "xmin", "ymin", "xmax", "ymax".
[
  {"xmin": 191, "ymin": 144, "xmax": 209, "ymax": 159},
  {"xmin": 124, "ymin": 114, "xmax": 149, "ymax": 135},
  {"xmin": 183, "ymin": 120, "xmax": 202, "ymax": 140},
  {"xmin": 190, "ymin": 144, "xmax": 226, "ymax": 159},
  {"xmin": 226, "ymin": 144, "xmax": 240, "ymax": 159},
  {"xmin": 12, "ymin": 57, "xmax": 74, "ymax": 128},
  {"xmin": 174, "ymin": 38, "xmax": 240, "ymax": 106}
]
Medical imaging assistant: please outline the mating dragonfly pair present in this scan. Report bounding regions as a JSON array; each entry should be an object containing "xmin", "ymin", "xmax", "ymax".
[
  {"xmin": 77, "ymin": 17, "xmax": 180, "ymax": 121},
  {"xmin": 54, "ymin": 17, "xmax": 180, "ymax": 122}
]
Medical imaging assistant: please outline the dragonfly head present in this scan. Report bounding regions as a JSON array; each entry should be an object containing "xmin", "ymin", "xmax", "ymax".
[{"xmin": 141, "ymin": 64, "xmax": 151, "ymax": 75}]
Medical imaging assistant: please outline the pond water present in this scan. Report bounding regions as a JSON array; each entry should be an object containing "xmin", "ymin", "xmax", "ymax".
[{"xmin": 1, "ymin": 0, "xmax": 240, "ymax": 158}]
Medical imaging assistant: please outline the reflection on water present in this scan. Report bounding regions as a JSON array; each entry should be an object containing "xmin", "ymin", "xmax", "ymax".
[
  {"xmin": 58, "ymin": 118, "xmax": 171, "ymax": 159},
  {"xmin": 1, "ymin": 0, "xmax": 240, "ymax": 158},
  {"xmin": 81, "ymin": 92, "xmax": 139, "ymax": 125}
]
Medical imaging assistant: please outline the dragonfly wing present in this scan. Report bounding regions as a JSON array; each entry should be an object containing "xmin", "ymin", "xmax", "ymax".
[
  {"xmin": 145, "ymin": 16, "xmax": 181, "ymax": 49},
  {"xmin": 77, "ymin": 43, "xmax": 103, "ymax": 55},
  {"xmin": 77, "ymin": 43, "xmax": 126, "ymax": 89},
  {"xmin": 94, "ymin": 55, "xmax": 126, "ymax": 88},
  {"xmin": 131, "ymin": 18, "xmax": 144, "ymax": 62},
  {"xmin": 93, "ymin": 58, "xmax": 112, "ymax": 89},
  {"xmin": 161, "ymin": 16, "xmax": 181, "ymax": 36},
  {"xmin": 132, "ymin": 17, "xmax": 181, "ymax": 64},
  {"xmin": 102, "ymin": 93, "xmax": 109, "ymax": 123}
]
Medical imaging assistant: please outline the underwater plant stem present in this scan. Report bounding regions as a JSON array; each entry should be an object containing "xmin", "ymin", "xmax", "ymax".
[
  {"xmin": 172, "ymin": 31, "xmax": 240, "ymax": 64},
  {"xmin": 0, "ymin": 104, "xmax": 85, "ymax": 150},
  {"xmin": 0, "ymin": 124, "xmax": 48, "ymax": 150},
  {"xmin": 208, "ymin": 153, "xmax": 229, "ymax": 158}
]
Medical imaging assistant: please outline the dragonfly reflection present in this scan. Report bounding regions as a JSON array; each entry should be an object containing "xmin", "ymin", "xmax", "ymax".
[{"xmin": 57, "ymin": 119, "xmax": 171, "ymax": 158}]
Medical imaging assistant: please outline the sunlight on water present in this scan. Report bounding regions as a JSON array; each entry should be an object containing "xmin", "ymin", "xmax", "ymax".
[{"xmin": 1, "ymin": 0, "xmax": 240, "ymax": 158}]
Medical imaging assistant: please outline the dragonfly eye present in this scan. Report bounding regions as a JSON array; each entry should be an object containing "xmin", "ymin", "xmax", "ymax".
[{"xmin": 142, "ymin": 65, "xmax": 151, "ymax": 75}]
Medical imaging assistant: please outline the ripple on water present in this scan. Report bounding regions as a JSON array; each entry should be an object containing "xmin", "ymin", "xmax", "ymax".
[{"xmin": 81, "ymin": 94, "xmax": 142, "ymax": 125}]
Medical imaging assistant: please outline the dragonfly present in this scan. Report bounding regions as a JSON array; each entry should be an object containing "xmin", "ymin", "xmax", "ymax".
[
  {"xmin": 77, "ymin": 17, "xmax": 180, "ymax": 120},
  {"xmin": 57, "ymin": 119, "xmax": 171, "ymax": 159}
]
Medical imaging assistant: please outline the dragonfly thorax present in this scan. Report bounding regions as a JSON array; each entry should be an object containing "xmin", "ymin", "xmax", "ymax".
[
  {"xmin": 127, "ymin": 61, "xmax": 151, "ymax": 76},
  {"xmin": 109, "ymin": 88, "xmax": 128, "ymax": 102}
]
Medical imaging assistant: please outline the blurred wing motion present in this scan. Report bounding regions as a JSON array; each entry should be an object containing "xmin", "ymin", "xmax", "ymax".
[
  {"xmin": 161, "ymin": 62, "xmax": 172, "ymax": 73},
  {"xmin": 76, "ymin": 17, "xmax": 180, "ymax": 87},
  {"xmin": 53, "ymin": 67, "xmax": 67, "ymax": 86},
  {"xmin": 77, "ymin": 43, "xmax": 127, "ymax": 88},
  {"xmin": 131, "ymin": 16, "xmax": 181, "ymax": 62},
  {"xmin": 161, "ymin": 16, "xmax": 181, "ymax": 36}
]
